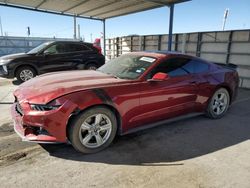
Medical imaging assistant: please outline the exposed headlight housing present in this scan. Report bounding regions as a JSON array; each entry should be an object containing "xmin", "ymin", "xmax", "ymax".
[
  {"xmin": 30, "ymin": 104, "xmax": 61, "ymax": 111},
  {"xmin": 30, "ymin": 99, "xmax": 65, "ymax": 111}
]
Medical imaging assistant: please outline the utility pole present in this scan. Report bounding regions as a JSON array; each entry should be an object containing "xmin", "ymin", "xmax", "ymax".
[
  {"xmin": 73, "ymin": 15, "xmax": 76, "ymax": 39},
  {"xmin": 78, "ymin": 24, "xmax": 80, "ymax": 40},
  {"xmin": 222, "ymin": 8, "xmax": 229, "ymax": 31},
  {"xmin": 27, "ymin": 26, "xmax": 30, "ymax": 37},
  {"xmin": 90, "ymin": 33, "xmax": 93, "ymax": 42},
  {"xmin": 0, "ymin": 16, "xmax": 3, "ymax": 36}
]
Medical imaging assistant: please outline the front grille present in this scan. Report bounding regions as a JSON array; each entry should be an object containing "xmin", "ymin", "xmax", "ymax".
[{"xmin": 16, "ymin": 101, "xmax": 23, "ymax": 116}]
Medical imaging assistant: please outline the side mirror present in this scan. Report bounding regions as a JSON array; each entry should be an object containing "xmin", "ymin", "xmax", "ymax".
[{"xmin": 148, "ymin": 72, "xmax": 169, "ymax": 82}]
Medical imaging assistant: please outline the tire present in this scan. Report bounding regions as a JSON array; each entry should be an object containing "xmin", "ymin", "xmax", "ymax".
[
  {"xmin": 206, "ymin": 88, "xmax": 230, "ymax": 119},
  {"xmin": 16, "ymin": 66, "xmax": 36, "ymax": 82},
  {"xmin": 69, "ymin": 107, "xmax": 117, "ymax": 154},
  {"xmin": 86, "ymin": 63, "xmax": 98, "ymax": 70}
]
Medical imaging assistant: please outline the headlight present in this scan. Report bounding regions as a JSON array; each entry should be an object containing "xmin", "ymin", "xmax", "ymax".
[
  {"xmin": 30, "ymin": 104, "xmax": 61, "ymax": 111},
  {"xmin": 0, "ymin": 59, "xmax": 12, "ymax": 65},
  {"xmin": 2, "ymin": 65, "xmax": 8, "ymax": 73},
  {"xmin": 30, "ymin": 99, "xmax": 65, "ymax": 111}
]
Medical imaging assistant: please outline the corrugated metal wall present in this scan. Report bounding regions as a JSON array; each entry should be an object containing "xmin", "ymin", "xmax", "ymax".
[{"xmin": 106, "ymin": 30, "xmax": 250, "ymax": 88}]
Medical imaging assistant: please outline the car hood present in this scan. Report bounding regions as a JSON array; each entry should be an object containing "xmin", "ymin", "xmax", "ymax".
[
  {"xmin": 14, "ymin": 70, "xmax": 130, "ymax": 104},
  {"xmin": 0, "ymin": 53, "xmax": 30, "ymax": 60}
]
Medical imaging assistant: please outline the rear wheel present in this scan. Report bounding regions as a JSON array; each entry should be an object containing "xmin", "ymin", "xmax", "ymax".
[
  {"xmin": 86, "ymin": 63, "xmax": 98, "ymax": 70},
  {"xmin": 16, "ymin": 66, "xmax": 36, "ymax": 82},
  {"xmin": 206, "ymin": 88, "xmax": 230, "ymax": 119},
  {"xmin": 69, "ymin": 107, "xmax": 117, "ymax": 154}
]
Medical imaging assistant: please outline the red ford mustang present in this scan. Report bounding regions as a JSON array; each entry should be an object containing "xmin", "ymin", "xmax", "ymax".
[{"xmin": 12, "ymin": 51, "xmax": 239, "ymax": 153}]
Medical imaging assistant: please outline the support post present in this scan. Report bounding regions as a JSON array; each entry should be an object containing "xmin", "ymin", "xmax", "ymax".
[
  {"xmin": 103, "ymin": 19, "xmax": 106, "ymax": 57},
  {"xmin": 168, "ymin": 4, "xmax": 174, "ymax": 51},
  {"xmin": 196, "ymin": 32, "xmax": 202, "ymax": 57},
  {"xmin": 158, "ymin": 35, "xmax": 162, "ymax": 50},
  {"xmin": 226, "ymin": 31, "xmax": 233, "ymax": 64},
  {"xmin": 73, "ymin": 15, "xmax": 76, "ymax": 39},
  {"xmin": 77, "ymin": 24, "xmax": 80, "ymax": 40}
]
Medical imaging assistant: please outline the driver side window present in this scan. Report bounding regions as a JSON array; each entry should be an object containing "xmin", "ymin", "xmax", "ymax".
[
  {"xmin": 44, "ymin": 43, "xmax": 66, "ymax": 54},
  {"xmin": 44, "ymin": 44, "xmax": 58, "ymax": 54},
  {"xmin": 148, "ymin": 57, "xmax": 191, "ymax": 79}
]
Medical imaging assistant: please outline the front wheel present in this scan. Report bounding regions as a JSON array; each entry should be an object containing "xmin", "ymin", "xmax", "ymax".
[
  {"xmin": 69, "ymin": 107, "xmax": 117, "ymax": 154},
  {"xmin": 16, "ymin": 66, "xmax": 36, "ymax": 82},
  {"xmin": 206, "ymin": 88, "xmax": 230, "ymax": 119}
]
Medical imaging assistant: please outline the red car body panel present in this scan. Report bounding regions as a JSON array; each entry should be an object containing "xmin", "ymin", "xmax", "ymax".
[{"xmin": 11, "ymin": 52, "xmax": 239, "ymax": 143}]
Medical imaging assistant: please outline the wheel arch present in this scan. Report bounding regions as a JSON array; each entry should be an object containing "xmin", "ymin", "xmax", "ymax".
[
  {"xmin": 215, "ymin": 84, "xmax": 233, "ymax": 104},
  {"xmin": 66, "ymin": 104, "xmax": 122, "ymax": 141},
  {"xmin": 14, "ymin": 64, "xmax": 38, "ymax": 77}
]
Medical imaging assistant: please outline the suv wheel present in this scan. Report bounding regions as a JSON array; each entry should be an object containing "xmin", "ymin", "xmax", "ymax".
[
  {"xmin": 16, "ymin": 66, "xmax": 36, "ymax": 82},
  {"xmin": 86, "ymin": 63, "xmax": 98, "ymax": 70}
]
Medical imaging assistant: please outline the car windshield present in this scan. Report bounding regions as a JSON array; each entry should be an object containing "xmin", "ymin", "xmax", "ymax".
[
  {"xmin": 98, "ymin": 54, "xmax": 156, "ymax": 80},
  {"xmin": 27, "ymin": 42, "xmax": 52, "ymax": 54}
]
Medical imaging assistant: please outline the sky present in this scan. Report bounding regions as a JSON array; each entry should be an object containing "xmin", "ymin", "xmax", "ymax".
[{"xmin": 0, "ymin": 0, "xmax": 249, "ymax": 42}]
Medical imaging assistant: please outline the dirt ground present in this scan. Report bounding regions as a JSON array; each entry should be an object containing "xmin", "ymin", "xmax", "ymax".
[{"xmin": 0, "ymin": 78, "xmax": 250, "ymax": 188}]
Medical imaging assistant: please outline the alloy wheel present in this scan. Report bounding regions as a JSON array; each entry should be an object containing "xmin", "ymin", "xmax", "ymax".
[
  {"xmin": 19, "ymin": 69, "xmax": 34, "ymax": 81},
  {"xmin": 79, "ymin": 114, "xmax": 112, "ymax": 148},
  {"xmin": 212, "ymin": 92, "xmax": 228, "ymax": 115}
]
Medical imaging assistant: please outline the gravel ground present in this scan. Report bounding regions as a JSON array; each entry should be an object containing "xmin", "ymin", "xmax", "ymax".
[{"xmin": 0, "ymin": 78, "xmax": 250, "ymax": 188}]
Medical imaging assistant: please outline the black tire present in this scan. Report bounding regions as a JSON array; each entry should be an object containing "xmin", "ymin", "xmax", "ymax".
[
  {"xmin": 16, "ymin": 66, "xmax": 36, "ymax": 82},
  {"xmin": 69, "ymin": 107, "xmax": 117, "ymax": 154},
  {"xmin": 206, "ymin": 88, "xmax": 230, "ymax": 119},
  {"xmin": 86, "ymin": 63, "xmax": 98, "ymax": 70}
]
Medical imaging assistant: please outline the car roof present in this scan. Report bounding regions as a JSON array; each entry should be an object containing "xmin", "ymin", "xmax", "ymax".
[
  {"xmin": 49, "ymin": 40, "xmax": 92, "ymax": 45},
  {"xmin": 128, "ymin": 51, "xmax": 196, "ymax": 59}
]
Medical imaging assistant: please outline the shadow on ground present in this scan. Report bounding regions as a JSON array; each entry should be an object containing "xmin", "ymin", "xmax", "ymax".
[
  {"xmin": 41, "ymin": 95, "xmax": 250, "ymax": 165},
  {"xmin": 12, "ymin": 80, "xmax": 22, "ymax": 86}
]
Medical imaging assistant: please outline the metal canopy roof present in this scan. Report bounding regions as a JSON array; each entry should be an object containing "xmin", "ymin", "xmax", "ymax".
[{"xmin": 0, "ymin": 0, "xmax": 190, "ymax": 20}]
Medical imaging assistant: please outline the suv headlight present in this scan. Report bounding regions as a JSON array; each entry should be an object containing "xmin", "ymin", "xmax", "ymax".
[
  {"xmin": 0, "ymin": 59, "xmax": 12, "ymax": 65},
  {"xmin": 2, "ymin": 65, "xmax": 8, "ymax": 73}
]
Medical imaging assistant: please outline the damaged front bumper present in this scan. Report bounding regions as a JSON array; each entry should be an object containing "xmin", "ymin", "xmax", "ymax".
[{"xmin": 11, "ymin": 100, "xmax": 76, "ymax": 143}]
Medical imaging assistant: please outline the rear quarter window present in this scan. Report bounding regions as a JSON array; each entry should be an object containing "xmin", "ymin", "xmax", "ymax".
[{"xmin": 182, "ymin": 59, "xmax": 209, "ymax": 74}]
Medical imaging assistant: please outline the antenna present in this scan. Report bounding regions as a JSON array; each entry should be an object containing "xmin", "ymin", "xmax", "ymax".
[{"xmin": 222, "ymin": 8, "xmax": 229, "ymax": 31}]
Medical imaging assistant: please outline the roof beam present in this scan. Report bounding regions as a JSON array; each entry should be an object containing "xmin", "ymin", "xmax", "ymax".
[
  {"xmin": 62, "ymin": 0, "xmax": 90, "ymax": 13},
  {"xmin": 143, "ymin": 0, "xmax": 190, "ymax": 6},
  {"xmin": 35, "ymin": 0, "xmax": 47, "ymax": 9},
  {"xmin": 78, "ymin": 0, "xmax": 119, "ymax": 15},
  {"xmin": 0, "ymin": 3, "xmax": 103, "ymax": 21},
  {"xmin": 143, "ymin": 0, "xmax": 170, "ymax": 6},
  {"xmin": 104, "ymin": 4, "xmax": 162, "ymax": 19},
  {"xmin": 91, "ymin": 1, "xmax": 149, "ymax": 18}
]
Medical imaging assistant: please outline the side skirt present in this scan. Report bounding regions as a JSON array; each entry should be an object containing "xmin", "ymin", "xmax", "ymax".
[{"xmin": 121, "ymin": 112, "xmax": 204, "ymax": 136}]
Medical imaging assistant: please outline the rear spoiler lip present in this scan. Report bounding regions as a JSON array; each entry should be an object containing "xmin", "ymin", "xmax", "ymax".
[{"xmin": 214, "ymin": 62, "xmax": 238, "ymax": 70}]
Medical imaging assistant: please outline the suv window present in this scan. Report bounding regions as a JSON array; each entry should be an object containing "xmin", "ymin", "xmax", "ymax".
[
  {"xmin": 44, "ymin": 43, "xmax": 91, "ymax": 54},
  {"xmin": 67, "ymin": 43, "xmax": 91, "ymax": 52},
  {"xmin": 44, "ymin": 43, "xmax": 67, "ymax": 54}
]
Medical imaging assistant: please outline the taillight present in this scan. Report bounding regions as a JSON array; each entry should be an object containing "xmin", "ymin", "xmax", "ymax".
[{"xmin": 93, "ymin": 45, "xmax": 102, "ymax": 54}]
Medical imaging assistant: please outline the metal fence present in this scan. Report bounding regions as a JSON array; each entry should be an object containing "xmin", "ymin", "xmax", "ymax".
[{"xmin": 106, "ymin": 29, "xmax": 250, "ymax": 88}]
